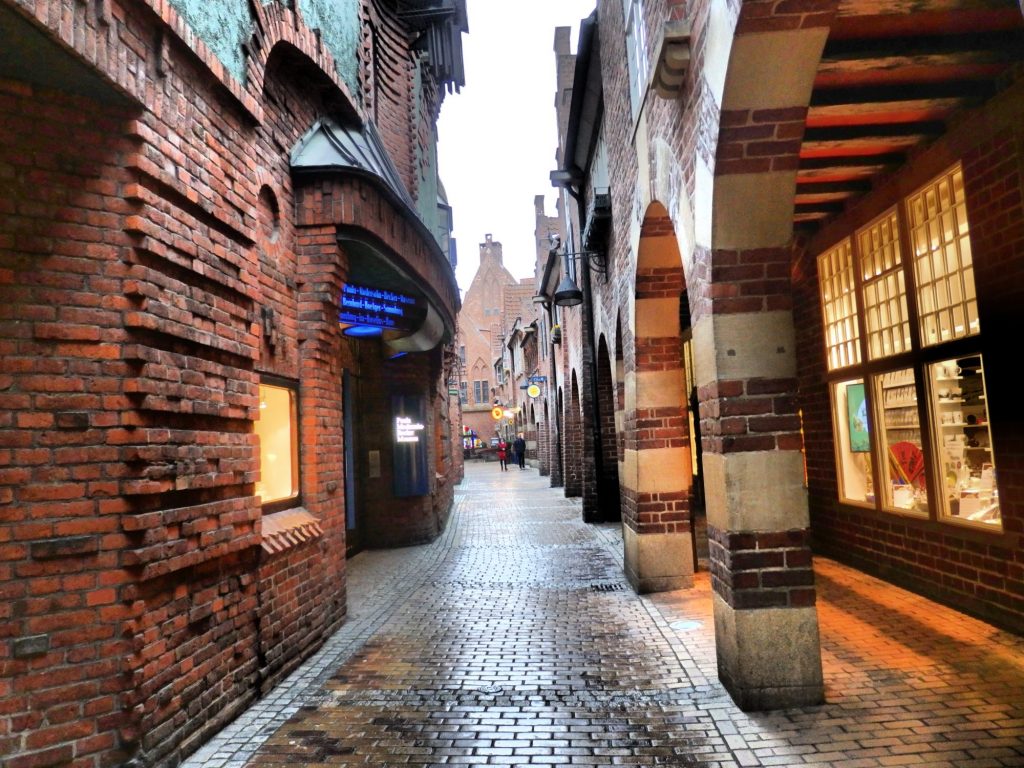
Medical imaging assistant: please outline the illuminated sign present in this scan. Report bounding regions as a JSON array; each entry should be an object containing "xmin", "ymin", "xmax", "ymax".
[
  {"xmin": 490, "ymin": 406, "xmax": 504, "ymax": 420},
  {"xmin": 393, "ymin": 395, "xmax": 427, "ymax": 497},
  {"xmin": 339, "ymin": 283, "xmax": 422, "ymax": 332},
  {"xmin": 527, "ymin": 384, "xmax": 541, "ymax": 398},
  {"xmin": 396, "ymin": 416, "xmax": 425, "ymax": 443}
]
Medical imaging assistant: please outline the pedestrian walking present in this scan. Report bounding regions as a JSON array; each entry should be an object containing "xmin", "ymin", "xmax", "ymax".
[
  {"xmin": 514, "ymin": 434, "xmax": 526, "ymax": 469},
  {"xmin": 496, "ymin": 440, "xmax": 508, "ymax": 471}
]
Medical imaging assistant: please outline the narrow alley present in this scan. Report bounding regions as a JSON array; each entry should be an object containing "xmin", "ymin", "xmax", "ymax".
[{"xmin": 184, "ymin": 462, "xmax": 1024, "ymax": 768}]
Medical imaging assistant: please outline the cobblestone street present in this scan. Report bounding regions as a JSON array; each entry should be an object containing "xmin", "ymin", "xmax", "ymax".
[{"xmin": 183, "ymin": 462, "xmax": 1024, "ymax": 768}]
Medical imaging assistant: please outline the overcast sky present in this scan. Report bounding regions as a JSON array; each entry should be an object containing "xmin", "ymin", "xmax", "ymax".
[{"xmin": 437, "ymin": 0, "xmax": 598, "ymax": 295}]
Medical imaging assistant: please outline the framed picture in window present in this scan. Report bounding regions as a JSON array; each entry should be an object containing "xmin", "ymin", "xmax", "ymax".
[{"xmin": 846, "ymin": 382, "xmax": 870, "ymax": 452}]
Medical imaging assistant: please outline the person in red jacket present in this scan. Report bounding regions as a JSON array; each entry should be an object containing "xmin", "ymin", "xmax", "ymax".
[{"xmin": 496, "ymin": 440, "xmax": 508, "ymax": 471}]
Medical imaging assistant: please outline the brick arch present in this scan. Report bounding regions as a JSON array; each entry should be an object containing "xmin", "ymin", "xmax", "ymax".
[
  {"xmin": 563, "ymin": 371, "xmax": 584, "ymax": 498},
  {"xmin": 621, "ymin": 202, "xmax": 694, "ymax": 593},
  {"xmin": 697, "ymin": 1, "xmax": 838, "ymax": 710},
  {"xmin": 552, "ymin": 388, "xmax": 564, "ymax": 488},
  {"xmin": 596, "ymin": 335, "xmax": 622, "ymax": 521},
  {"xmin": 246, "ymin": 4, "xmax": 361, "ymax": 122}
]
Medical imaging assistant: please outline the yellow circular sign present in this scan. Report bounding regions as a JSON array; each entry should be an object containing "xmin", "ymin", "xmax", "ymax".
[
  {"xmin": 527, "ymin": 384, "xmax": 541, "ymax": 398},
  {"xmin": 491, "ymin": 406, "xmax": 504, "ymax": 420}
]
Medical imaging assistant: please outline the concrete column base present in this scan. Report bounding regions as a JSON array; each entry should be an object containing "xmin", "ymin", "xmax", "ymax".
[
  {"xmin": 713, "ymin": 593, "xmax": 824, "ymax": 710},
  {"xmin": 623, "ymin": 525, "xmax": 694, "ymax": 593}
]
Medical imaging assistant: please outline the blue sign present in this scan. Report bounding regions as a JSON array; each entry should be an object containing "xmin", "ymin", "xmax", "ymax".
[
  {"xmin": 528, "ymin": 375, "xmax": 547, "ymax": 383},
  {"xmin": 339, "ymin": 283, "xmax": 422, "ymax": 332}
]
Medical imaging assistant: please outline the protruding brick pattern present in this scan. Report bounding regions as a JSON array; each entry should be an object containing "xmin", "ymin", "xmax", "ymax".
[
  {"xmin": 709, "ymin": 526, "xmax": 816, "ymax": 609},
  {"xmin": 698, "ymin": 378, "xmax": 802, "ymax": 454}
]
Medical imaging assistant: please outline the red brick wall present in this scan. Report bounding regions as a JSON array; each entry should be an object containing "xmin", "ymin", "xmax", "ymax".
[
  {"xmin": 1, "ymin": 0, "xmax": 460, "ymax": 763},
  {"xmin": 795, "ymin": 82, "xmax": 1024, "ymax": 634}
]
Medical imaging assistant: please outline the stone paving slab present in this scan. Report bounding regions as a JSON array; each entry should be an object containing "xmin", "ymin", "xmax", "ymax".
[{"xmin": 183, "ymin": 462, "xmax": 1024, "ymax": 768}]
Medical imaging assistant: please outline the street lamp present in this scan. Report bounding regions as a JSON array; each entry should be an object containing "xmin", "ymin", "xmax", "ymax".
[{"xmin": 547, "ymin": 233, "xmax": 606, "ymax": 307}]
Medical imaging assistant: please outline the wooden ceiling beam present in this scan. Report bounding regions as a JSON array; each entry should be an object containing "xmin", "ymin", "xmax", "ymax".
[
  {"xmin": 821, "ymin": 29, "xmax": 1024, "ymax": 61},
  {"xmin": 810, "ymin": 81, "xmax": 994, "ymax": 107},
  {"xmin": 803, "ymin": 121, "xmax": 945, "ymax": 142},
  {"xmin": 796, "ymin": 180, "xmax": 873, "ymax": 194},
  {"xmin": 799, "ymin": 153, "xmax": 905, "ymax": 171}
]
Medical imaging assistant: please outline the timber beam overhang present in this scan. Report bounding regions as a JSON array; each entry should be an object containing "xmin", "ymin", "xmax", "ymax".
[{"xmin": 794, "ymin": 0, "xmax": 1024, "ymax": 235}]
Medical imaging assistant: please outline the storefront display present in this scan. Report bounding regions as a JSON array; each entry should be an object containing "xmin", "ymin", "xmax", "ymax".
[
  {"xmin": 833, "ymin": 378, "xmax": 873, "ymax": 505},
  {"xmin": 817, "ymin": 163, "xmax": 1001, "ymax": 530},
  {"xmin": 929, "ymin": 356, "xmax": 999, "ymax": 525}
]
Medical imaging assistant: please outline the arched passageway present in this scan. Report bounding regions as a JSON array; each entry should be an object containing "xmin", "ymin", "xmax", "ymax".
[
  {"xmin": 596, "ymin": 336, "xmax": 622, "ymax": 521},
  {"xmin": 621, "ymin": 203, "xmax": 694, "ymax": 592}
]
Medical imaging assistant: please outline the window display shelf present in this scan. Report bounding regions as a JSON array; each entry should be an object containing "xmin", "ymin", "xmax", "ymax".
[
  {"xmin": 885, "ymin": 400, "xmax": 917, "ymax": 408},
  {"xmin": 936, "ymin": 376, "xmax": 962, "ymax": 382}
]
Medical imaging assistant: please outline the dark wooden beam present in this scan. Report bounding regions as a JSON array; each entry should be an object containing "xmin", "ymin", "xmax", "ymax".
[
  {"xmin": 796, "ymin": 180, "xmax": 873, "ymax": 194},
  {"xmin": 835, "ymin": 0, "xmax": 1014, "ymax": 18},
  {"xmin": 821, "ymin": 30, "xmax": 1024, "ymax": 61},
  {"xmin": 803, "ymin": 122, "xmax": 945, "ymax": 142},
  {"xmin": 795, "ymin": 202, "xmax": 847, "ymax": 215},
  {"xmin": 810, "ymin": 81, "xmax": 995, "ymax": 107},
  {"xmin": 799, "ymin": 152, "xmax": 905, "ymax": 170}
]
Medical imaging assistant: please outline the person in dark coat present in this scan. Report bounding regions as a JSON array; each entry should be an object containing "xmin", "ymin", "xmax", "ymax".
[{"xmin": 513, "ymin": 434, "xmax": 526, "ymax": 469}]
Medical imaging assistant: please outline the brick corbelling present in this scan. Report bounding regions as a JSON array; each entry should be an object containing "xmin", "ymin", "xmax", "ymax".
[{"xmin": 708, "ymin": 524, "xmax": 816, "ymax": 608}]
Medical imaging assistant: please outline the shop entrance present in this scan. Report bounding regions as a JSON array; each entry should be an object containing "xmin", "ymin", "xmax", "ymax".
[{"xmin": 343, "ymin": 369, "xmax": 364, "ymax": 556}]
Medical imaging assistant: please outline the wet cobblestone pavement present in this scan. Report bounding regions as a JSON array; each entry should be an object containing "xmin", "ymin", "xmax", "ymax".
[{"xmin": 184, "ymin": 462, "xmax": 1024, "ymax": 767}]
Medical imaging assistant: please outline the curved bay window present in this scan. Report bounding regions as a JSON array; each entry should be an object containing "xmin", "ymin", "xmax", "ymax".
[
  {"xmin": 255, "ymin": 379, "xmax": 300, "ymax": 511},
  {"xmin": 818, "ymin": 164, "xmax": 1000, "ymax": 529}
]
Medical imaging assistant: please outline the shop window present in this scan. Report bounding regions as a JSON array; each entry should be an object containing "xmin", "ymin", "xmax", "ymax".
[
  {"xmin": 874, "ymin": 368, "xmax": 927, "ymax": 514},
  {"xmin": 817, "ymin": 239, "xmax": 860, "ymax": 371},
  {"xmin": 460, "ymin": 381, "xmax": 468, "ymax": 404},
  {"xmin": 928, "ymin": 356, "xmax": 998, "ymax": 525},
  {"xmin": 817, "ymin": 163, "xmax": 999, "ymax": 529},
  {"xmin": 832, "ymin": 378, "xmax": 874, "ymax": 506},
  {"xmin": 858, "ymin": 210, "xmax": 911, "ymax": 360},
  {"xmin": 907, "ymin": 166, "xmax": 979, "ymax": 346},
  {"xmin": 255, "ymin": 381, "xmax": 299, "ymax": 509}
]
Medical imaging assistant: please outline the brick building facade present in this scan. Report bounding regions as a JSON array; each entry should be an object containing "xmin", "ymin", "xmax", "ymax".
[
  {"xmin": 1, "ymin": 0, "xmax": 465, "ymax": 764},
  {"xmin": 538, "ymin": 0, "xmax": 1024, "ymax": 711}
]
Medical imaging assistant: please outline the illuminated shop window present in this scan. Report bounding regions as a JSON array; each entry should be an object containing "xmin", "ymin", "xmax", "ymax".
[
  {"xmin": 928, "ymin": 356, "xmax": 999, "ymax": 525},
  {"xmin": 858, "ymin": 209, "xmax": 911, "ymax": 360},
  {"xmin": 255, "ymin": 381, "xmax": 299, "ymax": 507},
  {"xmin": 817, "ymin": 164, "xmax": 999, "ymax": 529},
  {"xmin": 817, "ymin": 239, "xmax": 861, "ymax": 370},
  {"xmin": 832, "ymin": 378, "xmax": 874, "ymax": 506},
  {"xmin": 874, "ymin": 368, "xmax": 927, "ymax": 515},
  {"xmin": 907, "ymin": 166, "xmax": 979, "ymax": 346}
]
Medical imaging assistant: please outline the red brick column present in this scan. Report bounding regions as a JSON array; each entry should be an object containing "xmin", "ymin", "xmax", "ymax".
[
  {"xmin": 563, "ymin": 377, "xmax": 583, "ymax": 497},
  {"xmin": 621, "ymin": 211, "xmax": 694, "ymax": 592},
  {"xmin": 699, "ymin": 0, "xmax": 836, "ymax": 709}
]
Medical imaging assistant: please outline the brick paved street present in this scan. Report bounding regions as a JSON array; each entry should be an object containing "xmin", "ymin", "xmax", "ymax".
[{"xmin": 183, "ymin": 462, "xmax": 1024, "ymax": 767}]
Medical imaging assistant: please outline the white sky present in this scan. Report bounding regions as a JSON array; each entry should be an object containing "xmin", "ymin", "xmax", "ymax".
[{"xmin": 437, "ymin": 0, "xmax": 598, "ymax": 296}]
